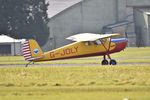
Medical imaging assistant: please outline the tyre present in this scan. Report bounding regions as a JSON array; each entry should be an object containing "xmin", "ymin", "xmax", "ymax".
[
  {"xmin": 101, "ymin": 60, "xmax": 109, "ymax": 65},
  {"xmin": 110, "ymin": 59, "xmax": 117, "ymax": 65}
]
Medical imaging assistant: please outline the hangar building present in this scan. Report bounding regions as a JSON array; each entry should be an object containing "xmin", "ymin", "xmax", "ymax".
[
  {"xmin": 42, "ymin": 0, "xmax": 150, "ymax": 50},
  {"xmin": 0, "ymin": 35, "xmax": 25, "ymax": 55},
  {"xmin": 43, "ymin": 0, "xmax": 128, "ymax": 51}
]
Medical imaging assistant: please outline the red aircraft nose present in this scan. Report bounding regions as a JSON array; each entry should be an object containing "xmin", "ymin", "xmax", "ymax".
[{"xmin": 111, "ymin": 38, "xmax": 128, "ymax": 53}]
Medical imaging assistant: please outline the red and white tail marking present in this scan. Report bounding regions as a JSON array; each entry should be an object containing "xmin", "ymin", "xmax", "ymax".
[{"xmin": 22, "ymin": 41, "xmax": 33, "ymax": 61}]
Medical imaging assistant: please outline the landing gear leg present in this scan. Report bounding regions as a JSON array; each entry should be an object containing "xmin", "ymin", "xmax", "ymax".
[
  {"xmin": 101, "ymin": 55, "xmax": 109, "ymax": 65},
  {"xmin": 107, "ymin": 54, "xmax": 117, "ymax": 65}
]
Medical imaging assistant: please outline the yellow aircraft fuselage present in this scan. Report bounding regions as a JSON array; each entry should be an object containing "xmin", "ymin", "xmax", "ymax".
[
  {"xmin": 22, "ymin": 33, "xmax": 128, "ymax": 66},
  {"xmin": 32, "ymin": 39, "xmax": 126, "ymax": 62}
]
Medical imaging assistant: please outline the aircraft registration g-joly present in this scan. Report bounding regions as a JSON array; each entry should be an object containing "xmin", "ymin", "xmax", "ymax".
[{"xmin": 22, "ymin": 33, "xmax": 128, "ymax": 67}]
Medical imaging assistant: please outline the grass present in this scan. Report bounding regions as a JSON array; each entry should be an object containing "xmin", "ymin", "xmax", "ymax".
[
  {"xmin": 0, "ymin": 66, "xmax": 150, "ymax": 86},
  {"xmin": 0, "ymin": 86, "xmax": 150, "ymax": 100},
  {"xmin": 0, "ymin": 47, "xmax": 150, "ymax": 100}
]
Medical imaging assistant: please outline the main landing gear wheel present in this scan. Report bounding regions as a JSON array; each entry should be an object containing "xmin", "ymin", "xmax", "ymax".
[
  {"xmin": 109, "ymin": 59, "xmax": 117, "ymax": 65},
  {"xmin": 101, "ymin": 55, "xmax": 117, "ymax": 65},
  {"xmin": 101, "ymin": 59, "xmax": 109, "ymax": 65}
]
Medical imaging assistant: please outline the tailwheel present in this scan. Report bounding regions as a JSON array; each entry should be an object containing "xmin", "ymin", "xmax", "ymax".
[
  {"xmin": 110, "ymin": 59, "xmax": 117, "ymax": 65},
  {"xmin": 101, "ymin": 59, "xmax": 109, "ymax": 65}
]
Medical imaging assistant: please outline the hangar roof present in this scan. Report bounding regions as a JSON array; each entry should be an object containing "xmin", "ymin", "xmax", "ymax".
[
  {"xmin": 46, "ymin": 0, "xmax": 82, "ymax": 18},
  {"xmin": 0, "ymin": 35, "xmax": 25, "ymax": 43}
]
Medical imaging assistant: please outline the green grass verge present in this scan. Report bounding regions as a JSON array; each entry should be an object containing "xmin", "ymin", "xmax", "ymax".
[
  {"xmin": 0, "ymin": 66, "xmax": 150, "ymax": 100},
  {"xmin": 0, "ymin": 47, "xmax": 150, "ymax": 100}
]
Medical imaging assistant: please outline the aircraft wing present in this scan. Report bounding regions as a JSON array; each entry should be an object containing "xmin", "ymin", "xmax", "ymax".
[{"xmin": 66, "ymin": 33, "xmax": 120, "ymax": 42}]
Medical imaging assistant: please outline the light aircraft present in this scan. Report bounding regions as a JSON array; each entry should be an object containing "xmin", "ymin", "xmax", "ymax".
[{"xmin": 22, "ymin": 33, "xmax": 128, "ymax": 67}]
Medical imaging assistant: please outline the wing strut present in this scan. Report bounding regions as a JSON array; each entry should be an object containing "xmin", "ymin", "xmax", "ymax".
[{"xmin": 99, "ymin": 38, "xmax": 111, "ymax": 56}]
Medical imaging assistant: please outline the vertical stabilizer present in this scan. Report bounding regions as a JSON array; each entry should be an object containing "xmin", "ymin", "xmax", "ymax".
[{"xmin": 22, "ymin": 39, "xmax": 43, "ymax": 61}]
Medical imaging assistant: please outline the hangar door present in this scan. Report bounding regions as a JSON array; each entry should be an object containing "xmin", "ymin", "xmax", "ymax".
[
  {"xmin": 0, "ymin": 44, "xmax": 11, "ymax": 55},
  {"xmin": 148, "ymin": 15, "xmax": 150, "ymax": 46}
]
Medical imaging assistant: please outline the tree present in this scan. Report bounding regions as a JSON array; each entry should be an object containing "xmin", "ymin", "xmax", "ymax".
[{"xmin": 0, "ymin": 0, "xmax": 49, "ymax": 46}]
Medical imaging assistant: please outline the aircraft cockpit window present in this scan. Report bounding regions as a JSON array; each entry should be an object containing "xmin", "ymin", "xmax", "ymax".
[
  {"xmin": 85, "ymin": 41, "xmax": 92, "ymax": 46},
  {"xmin": 85, "ymin": 42, "xmax": 89, "ymax": 46},
  {"xmin": 85, "ymin": 40, "xmax": 103, "ymax": 46},
  {"xmin": 107, "ymin": 38, "xmax": 111, "ymax": 41},
  {"xmin": 95, "ymin": 40, "xmax": 101, "ymax": 45}
]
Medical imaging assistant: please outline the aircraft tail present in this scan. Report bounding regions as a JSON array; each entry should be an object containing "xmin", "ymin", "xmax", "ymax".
[{"xmin": 22, "ymin": 39, "xmax": 43, "ymax": 61}]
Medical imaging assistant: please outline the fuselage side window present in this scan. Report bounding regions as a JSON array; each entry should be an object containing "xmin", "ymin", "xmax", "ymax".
[
  {"xmin": 95, "ymin": 40, "xmax": 101, "ymax": 45},
  {"xmin": 84, "ymin": 38, "xmax": 110, "ymax": 46},
  {"xmin": 85, "ymin": 41, "xmax": 92, "ymax": 46}
]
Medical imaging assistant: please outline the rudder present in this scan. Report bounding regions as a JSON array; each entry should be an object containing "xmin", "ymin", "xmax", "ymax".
[{"xmin": 22, "ymin": 39, "xmax": 43, "ymax": 61}]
